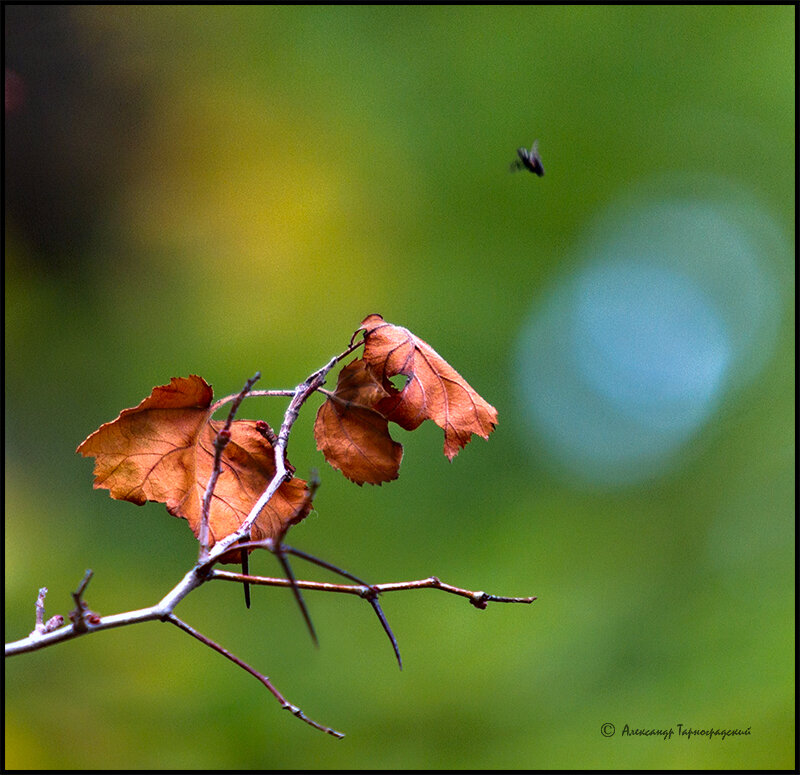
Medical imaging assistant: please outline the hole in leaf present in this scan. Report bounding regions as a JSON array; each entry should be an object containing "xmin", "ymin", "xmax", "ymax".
[{"xmin": 388, "ymin": 374, "xmax": 410, "ymax": 391}]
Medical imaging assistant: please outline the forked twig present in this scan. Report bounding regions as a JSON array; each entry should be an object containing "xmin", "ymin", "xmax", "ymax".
[{"xmin": 7, "ymin": 331, "xmax": 535, "ymax": 741}]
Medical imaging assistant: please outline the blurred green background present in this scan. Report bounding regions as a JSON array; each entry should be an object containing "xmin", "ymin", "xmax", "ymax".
[{"xmin": 5, "ymin": 5, "xmax": 794, "ymax": 770}]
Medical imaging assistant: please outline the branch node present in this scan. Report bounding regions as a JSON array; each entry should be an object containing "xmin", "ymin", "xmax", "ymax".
[
  {"xmin": 69, "ymin": 570, "xmax": 101, "ymax": 632},
  {"xmin": 469, "ymin": 591, "xmax": 490, "ymax": 610},
  {"xmin": 214, "ymin": 427, "xmax": 232, "ymax": 452},
  {"xmin": 357, "ymin": 585, "xmax": 376, "ymax": 600}
]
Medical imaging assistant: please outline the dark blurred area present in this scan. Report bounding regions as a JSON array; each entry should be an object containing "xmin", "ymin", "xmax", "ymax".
[{"xmin": 5, "ymin": 5, "xmax": 147, "ymax": 276}]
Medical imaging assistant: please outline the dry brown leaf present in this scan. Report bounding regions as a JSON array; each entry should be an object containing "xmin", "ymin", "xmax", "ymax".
[
  {"xmin": 314, "ymin": 359, "xmax": 403, "ymax": 485},
  {"xmin": 358, "ymin": 314, "xmax": 498, "ymax": 460},
  {"xmin": 76, "ymin": 375, "xmax": 310, "ymax": 556}
]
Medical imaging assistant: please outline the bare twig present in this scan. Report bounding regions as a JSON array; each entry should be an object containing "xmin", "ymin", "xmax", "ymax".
[
  {"xmin": 6, "ymin": 562, "xmax": 534, "ymax": 736},
  {"xmin": 6, "ymin": 583, "xmax": 343, "ymax": 737},
  {"xmin": 210, "ymin": 388, "xmax": 295, "ymax": 413},
  {"xmin": 6, "ymin": 332, "xmax": 534, "ymax": 740},
  {"xmin": 166, "ymin": 614, "xmax": 343, "ymax": 738},
  {"xmin": 211, "ymin": 569, "xmax": 537, "ymax": 607},
  {"xmin": 198, "ymin": 372, "xmax": 262, "ymax": 560}
]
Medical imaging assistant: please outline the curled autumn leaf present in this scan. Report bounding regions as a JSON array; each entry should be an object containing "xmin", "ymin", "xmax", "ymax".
[
  {"xmin": 358, "ymin": 314, "xmax": 498, "ymax": 460},
  {"xmin": 76, "ymin": 376, "xmax": 311, "ymax": 558},
  {"xmin": 314, "ymin": 358, "xmax": 403, "ymax": 485}
]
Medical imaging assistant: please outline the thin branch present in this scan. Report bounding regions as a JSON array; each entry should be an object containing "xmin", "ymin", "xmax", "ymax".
[
  {"xmin": 211, "ymin": 569, "xmax": 537, "ymax": 607},
  {"xmin": 373, "ymin": 577, "xmax": 538, "ymax": 609},
  {"xmin": 73, "ymin": 568, "xmax": 93, "ymax": 598},
  {"xmin": 210, "ymin": 388, "xmax": 295, "ymax": 414},
  {"xmin": 199, "ymin": 372, "xmax": 261, "ymax": 560},
  {"xmin": 166, "ymin": 614, "xmax": 343, "ymax": 739},
  {"xmin": 6, "ymin": 560, "xmax": 534, "ymax": 741},
  {"xmin": 210, "ymin": 548, "xmax": 536, "ymax": 673},
  {"xmin": 280, "ymin": 544, "xmax": 402, "ymax": 669},
  {"xmin": 6, "ymin": 604, "xmax": 164, "ymax": 656},
  {"xmin": 198, "ymin": 373, "xmax": 262, "ymax": 608}
]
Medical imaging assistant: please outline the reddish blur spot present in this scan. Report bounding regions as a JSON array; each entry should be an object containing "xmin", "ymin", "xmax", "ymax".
[{"xmin": 5, "ymin": 68, "xmax": 25, "ymax": 114}]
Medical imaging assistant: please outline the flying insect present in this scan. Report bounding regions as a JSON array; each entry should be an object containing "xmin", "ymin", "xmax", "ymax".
[{"xmin": 510, "ymin": 140, "xmax": 544, "ymax": 176}]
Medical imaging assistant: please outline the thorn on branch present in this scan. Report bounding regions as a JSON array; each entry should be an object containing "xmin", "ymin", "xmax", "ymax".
[
  {"xmin": 281, "ymin": 544, "xmax": 403, "ymax": 670},
  {"xmin": 239, "ymin": 541, "xmax": 251, "ymax": 610},
  {"xmin": 274, "ymin": 542, "xmax": 318, "ymax": 646}
]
